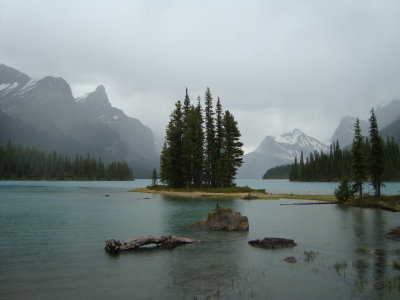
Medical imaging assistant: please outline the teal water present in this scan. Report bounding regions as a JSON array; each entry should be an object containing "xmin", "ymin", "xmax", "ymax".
[{"xmin": 1, "ymin": 180, "xmax": 400, "ymax": 299}]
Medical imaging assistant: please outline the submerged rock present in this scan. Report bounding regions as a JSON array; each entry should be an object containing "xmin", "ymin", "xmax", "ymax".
[
  {"xmin": 188, "ymin": 207, "xmax": 249, "ymax": 231},
  {"xmin": 249, "ymin": 237, "xmax": 297, "ymax": 249},
  {"xmin": 284, "ymin": 256, "xmax": 297, "ymax": 264},
  {"xmin": 104, "ymin": 235, "xmax": 199, "ymax": 254},
  {"xmin": 386, "ymin": 226, "xmax": 400, "ymax": 240}
]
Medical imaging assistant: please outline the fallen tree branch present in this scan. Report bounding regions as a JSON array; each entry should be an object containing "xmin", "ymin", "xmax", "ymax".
[{"xmin": 105, "ymin": 235, "xmax": 199, "ymax": 254}]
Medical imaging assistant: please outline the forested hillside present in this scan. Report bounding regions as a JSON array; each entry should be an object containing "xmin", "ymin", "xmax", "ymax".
[{"xmin": 0, "ymin": 142, "xmax": 133, "ymax": 180}]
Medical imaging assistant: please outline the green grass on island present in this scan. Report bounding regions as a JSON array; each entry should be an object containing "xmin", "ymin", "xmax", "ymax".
[
  {"xmin": 130, "ymin": 185, "xmax": 337, "ymax": 201},
  {"xmin": 345, "ymin": 195, "xmax": 400, "ymax": 212}
]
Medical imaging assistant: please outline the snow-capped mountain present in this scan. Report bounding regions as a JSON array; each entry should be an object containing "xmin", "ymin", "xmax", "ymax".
[
  {"xmin": 0, "ymin": 63, "xmax": 158, "ymax": 177},
  {"xmin": 238, "ymin": 129, "xmax": 329, "ymax": 179}
]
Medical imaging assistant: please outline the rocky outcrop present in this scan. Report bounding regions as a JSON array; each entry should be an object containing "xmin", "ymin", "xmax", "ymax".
[
  {"xmin": 385, "ymin": 226, "xmax": 400, "ymax": 240},
  {"xmin": 104, "ymin": 235, "xmax": 199, "ymax": 254},
  {"xmin": 248, "ymin": 237, "xmax": 297, "ymax": 249},
  {"xmin": 188, "ymin": 207, "xmax": 249, "ymax": 231}
]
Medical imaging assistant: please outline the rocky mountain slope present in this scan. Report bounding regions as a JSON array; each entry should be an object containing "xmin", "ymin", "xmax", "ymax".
[{"xmin": 0, "ymin": 64, "xmax": 158, "ymax": 177}]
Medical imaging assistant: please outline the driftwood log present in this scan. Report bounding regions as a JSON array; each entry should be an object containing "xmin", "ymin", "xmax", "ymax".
[
  {"xmin": 249, "ymin": 237, "xmax": 297, "ymax": 249},
  {"xmin": 105, "ymin": 235, "xmax": 199, "ymax": 254}
]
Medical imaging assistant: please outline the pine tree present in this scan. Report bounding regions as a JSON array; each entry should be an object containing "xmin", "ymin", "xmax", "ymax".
[
  {"xmin": 334, "ymin": 177, "xmax": 354, "ymax": 203},
  {"xmin": 192, "ymin": 97, "xmax": 204, "ymax": 188},
  {"xmin": 152, "ymin": 168, "xmax": 158, "ymax": 186},
  {"xmin": 352, "ymin": 118, "xmax": 366, "ymax": 197},
  {"xmin": 181, "ymin": 89, "xmax": 194, "ymax": 189},
  {"xmin": 159, "ymin": 101, "xmax": 184, "ymax": 187},
  {"xmin": 220, "ymin": 110, "xmax": 244, "ymax": 187},
  {"xmin": 369, "ymin": 108, "xmax": 385, "ymax": 197},
  {"xmin": 215, "ymin": 97, "xmax": 225, "ymax": 187},
  {"xmin": 204, "ymin": 87, "xmax": 216, "ymax": 186}
]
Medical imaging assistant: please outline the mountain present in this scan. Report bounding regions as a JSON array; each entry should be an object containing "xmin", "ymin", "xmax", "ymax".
[
  {"xmin": 330, "ymin": 100, "xmax": 400, "ymax": 148},
  {"xmin": 381, "ymin": 117, "xmax": 400, "ymax": 143},
  {"xmin": 76, "ymin": 85, "xmax": 159, "ymax": 174},
  {"xmin": 330, "ymin": 116, "xmax": 369, "ymax": 148},
  {"xmin": 238, "ymin": 129, "xmax": 329, "ymax": 179},
  {"xmin": 0, "ymin": 64, "xmax": 158, "ymax": 178},
  {"xmin": 376, "ymin": 99, "xmax": 400, "ymax": 129}
]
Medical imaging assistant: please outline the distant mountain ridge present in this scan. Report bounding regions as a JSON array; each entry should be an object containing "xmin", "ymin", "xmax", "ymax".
[
  {"xmin": 0, "ymin": 64, "xmax": 158, "ymax": 178},
  {"xmin": 330, "ymin": 99, "xmax": 400, "ymax": 147},
  {"xmin": 238, "ymin": 129, "xmax": 328, "ymax": 179}
]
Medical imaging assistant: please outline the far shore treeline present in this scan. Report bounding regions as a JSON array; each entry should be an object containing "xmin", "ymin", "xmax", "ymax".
[
  {"xmin": 263, "ymin": 109, "xmax": 400, "ymax": 183},
  {"xmin": 160, "ymin": 88, "xmax": 243, "ymax": 189},
  {"xmin": 0, "ymin": 141, "xmax": 133, "ymax": 180}
]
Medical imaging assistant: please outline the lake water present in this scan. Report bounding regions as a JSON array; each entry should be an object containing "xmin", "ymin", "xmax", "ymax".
[{"xmin": 1, "ymin": 180, "xmax": 400, "ymax": 300}]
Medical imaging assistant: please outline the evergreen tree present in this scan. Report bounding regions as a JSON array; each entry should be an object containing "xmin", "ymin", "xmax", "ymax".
[
  {"xmin": 204, "ymin": 87, "xmax": 216, "ymax": 186},
  {"xmin": 152, "ymin": 168, "xmax": 158, "ymax": 186},
  {"xmin": 181, "ymin": 89, "xmax": 194, "ymax": 189},
  {"xmin": 352, "ymin": 118, "xmax": 366, "ymax": 197},
  {"xmin": 159, "ymin": 101, "xmax": 184, "ymax": 187},
  {"xmin": 369, "ymin": 108, "xmax": 385, "ymax": 197},
  {"xmin": 215, "ymin": 97, "xmax": 225, "ymax": 187},
  {"xmin": 334, "ymin": 177, "xmax": 354, "ymax": 203},
  {"xmin": 192, "ymin": 97, "xmax": 204, "ymax": 188},
  {"xmin": 219, "ymin": 111, "xmax": 244, "ymax": 187}
]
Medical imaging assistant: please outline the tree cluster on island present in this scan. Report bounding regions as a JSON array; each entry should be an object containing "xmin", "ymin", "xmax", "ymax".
[
  {"xmin": 0, "ymin": 141, "xmax": 133, "ymax": 180},
  {"xmin": 159, "ymin": 88, "xmax": 244, "ymax": 189}
]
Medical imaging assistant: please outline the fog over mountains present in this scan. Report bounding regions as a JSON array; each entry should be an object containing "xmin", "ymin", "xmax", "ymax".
[
  {"xmin": 238, "ymin": 99, "xmax": 400, "ymax": 179},
  {"xmin": 0, "ymin": 64, "xmax": 158, "ymax": 178},
  {"xmin": 238, "ymin": 129, "xmax": 329, "ymax": 179}
]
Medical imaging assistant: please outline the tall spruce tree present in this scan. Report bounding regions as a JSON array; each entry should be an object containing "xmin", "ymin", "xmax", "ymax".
[
  {"xmin": 215, "ymin": 97, "xmax": 225, "ymax": 187},
  {"xmin": 369, "ymin": 108, "xmax": 385, "ymax": 197},
  {"xmin": 352, "ymin": 118, "xmax": 366, "ymax": 197},
  {"xmin": 204, "ymin": 87, "xmax": 216, "ymax": 186},
  {"xmin": 192, "ymin": 97, "xmax": 204, "ymax": 188},
  {"xmin": 181, "ymin": 89, "xmax": 194, "ymax": 189},
  {"xmin": 220, "ymin": 110, "xmax": 244, "ymax": 187},
  {"xmin": 160, "ymin": 101, "xmax": 184, "ymax": 187}
]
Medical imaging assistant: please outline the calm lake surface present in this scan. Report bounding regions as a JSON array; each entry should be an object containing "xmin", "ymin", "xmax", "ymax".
[{"xmin": 1, "ymin": 179, "xmax": 400, "ymax": 300}]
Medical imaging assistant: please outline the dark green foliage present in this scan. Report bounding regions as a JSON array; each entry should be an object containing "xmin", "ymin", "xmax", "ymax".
[
  {"xmin": 288, "ymin": 112, "xmax": 400, "ymax": 187},
  {"xmin": 288, "ymin": 138, "xmax": 400, "ymax": 183},
  {"xmin": 369, "ymin": 108, "xmax": 385, "ymax": 197},
  {"xmin": 218, "ymin": 111, "xmax": 244, "ymax": 187},
  {"xmin": 289, "ymin": 141, "xmax": 352, "ymax": 182},
  {"xmin": 159, "ymin": 88, "xmax": 243, "ymax": 189},
  {"xmin": 334, "ymin": 177, "xmax": 354, "ymax": 203},
  {"xmin": 192, "ymin": 97, "xmax": 204, "ymax": 188},
  {"xmin": 0, "ymin": 141, "xmax": 133, "ymax": 180},
  {"xmin": 263, "ymin": 164, "xmax": 291, "ymax": 179},
  {"xmin": 160, "ymin": 101, "xmax": 184, "ymax": 188},
  {"xmin": 204, "ymin": 87, "xmax": 216, "ymax": 186},
  {"xmin": 151, "ymin": 168, "xmax": 158, "ymax": 186},
  {"xmin": 352, "ymin": 118, "xmax": 367, "ymax": 197}
]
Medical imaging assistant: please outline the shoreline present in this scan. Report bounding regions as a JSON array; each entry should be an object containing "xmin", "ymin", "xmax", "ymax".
[{"xmin": 130, "ymin": 187, "xmax": 336, "ymax": 201}]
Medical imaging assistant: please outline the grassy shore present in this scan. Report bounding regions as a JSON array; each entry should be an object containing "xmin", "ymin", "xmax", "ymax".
[
  {"xmin": 346, "ymin": 195, "xmax": 400, "ymax": 212},
  {"xmin": 130, "ymin": 185, "xmax": 336, "ymax": 201}
]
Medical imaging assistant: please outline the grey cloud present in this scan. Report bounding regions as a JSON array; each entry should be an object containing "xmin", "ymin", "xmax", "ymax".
[{"xmin": 1, "ymin": 0, "xmax": 399, "ymax": 152}]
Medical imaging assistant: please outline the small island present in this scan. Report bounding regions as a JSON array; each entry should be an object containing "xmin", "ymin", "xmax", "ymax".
[{"xmin": 131, "ymin": 185, "xmax": 337, "ymax": 201}]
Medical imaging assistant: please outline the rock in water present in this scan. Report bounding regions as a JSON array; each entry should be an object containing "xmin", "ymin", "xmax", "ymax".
[
  {"xmin": 385, "ymin": 226, "xmax": 400, "ymax": 240},
  {"xmin": 284, "ymin": 256, "xmax": 297, "ymax": 264},
  {"xmin": 249, "ymin": 237, "xmax": 297, "ymax": 249},
  {"xmin": 104, "ymin": 235, "xmax": 199, "ymax": 254},
  {"xmin": 188, "ymin": 207, "xmax": 249, "ymax": 231}
]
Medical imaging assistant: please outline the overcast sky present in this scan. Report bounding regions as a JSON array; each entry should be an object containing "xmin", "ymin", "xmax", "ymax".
[{"xmin": 1, "ymin": 0, "xmax": 400, "ymax": 153}]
